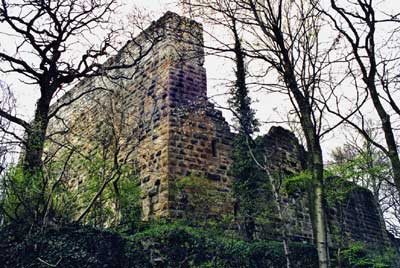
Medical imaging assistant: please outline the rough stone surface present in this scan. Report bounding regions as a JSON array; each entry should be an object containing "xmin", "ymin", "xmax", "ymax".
[
  {"xmin": 255, "ymin": 127, "xmax": 390, "ymax": 246},
  {"xmin": 48, "ymin": 12, "xmax": 233, "ymax": 221},
  {"xmin": 47, "ymin": 12, "xmax": 392, "ymax": 247}
]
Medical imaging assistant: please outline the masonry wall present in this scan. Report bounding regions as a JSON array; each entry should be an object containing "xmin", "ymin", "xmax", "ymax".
[
  {"xmin": 255, "ymin": 127, "xmax": 314, "ymax": 242},
  {"xmin": 47, "ymin": 12, "xmax": 392, "ymax": 247},
  {"xmin": 327, "ymin": 187, "xmax": 391, "ymax": 246},
  {"xmin": 255, "ymin": 127, "xmax": 390, "ymax": 246},
  {"xmin": 47, "ymin": 12, "xmax": 234, "ymax": 221},
  {"xmin": 167, "ymin": 103, "xmax": 234, "ymax": 218}
]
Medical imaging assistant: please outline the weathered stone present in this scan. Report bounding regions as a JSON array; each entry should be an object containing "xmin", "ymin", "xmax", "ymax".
[{"xmin": 46, "ymin": 11, "xmax": 393, "ymax": 249}]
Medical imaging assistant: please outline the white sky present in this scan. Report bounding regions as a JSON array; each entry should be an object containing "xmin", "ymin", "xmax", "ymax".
[{"xmin": 1, "ymin": 0, "xmax": 400, "ymax": 161}]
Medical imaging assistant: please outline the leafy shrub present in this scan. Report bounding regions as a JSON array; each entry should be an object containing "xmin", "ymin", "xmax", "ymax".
[
  {"xmin": 125, "ymin": 222, "xmax": 318, "ymax": 268},
  {"xmin": 0, "ymin": 165, "xmax": 56, "ymax": 224},
  {"xmin": 174, "ymin": 175, "xmax": 232, "ymax": 223},
  {"xmin": 338, "ymin": 242, "xmax": 397, "ymax": 268},
  {"xmin": 0, "ymin": 222, "xmax": 319, "ymax": 268},
  {"xmin": 0, "ymin": 224, "xmax": 125, "ymax": 268},
  {"xmin": 283, "ymin": 171, "xmax": 313, "ymax": 196}
]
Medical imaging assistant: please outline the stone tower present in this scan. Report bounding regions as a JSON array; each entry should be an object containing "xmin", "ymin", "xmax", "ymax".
[
  {"xmin": 48, "ymin": 12, "xmax": 234, "ymax": 221},
  {"xmin": 47, "ymin": 12, "xmax": 392, "ymax": 248},
  {"xmin": 126, "ymin": 12, "xmax": 235, "ymax": 220}
]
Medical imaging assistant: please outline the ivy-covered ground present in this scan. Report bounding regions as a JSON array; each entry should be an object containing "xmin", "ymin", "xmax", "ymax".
[
  {"xmin": 0, "ymin": 222, "xmax": 315, "ymax": 268},
  {"xmin": 0, "ymin": 222, "xmax": 397, "ymax": 268}
]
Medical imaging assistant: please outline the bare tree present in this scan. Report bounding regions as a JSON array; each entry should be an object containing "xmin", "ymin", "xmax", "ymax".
[
  {"xmin": 238, "ymin": 1, "xmax": 333, "ymax": 267},
  {"xmin": 0, "ymin": 0, "xmax": 156, "ymax": 176},
  {"xmin": 322, "ymin": 0, "xmax": 400, "ymax": 201},
  {"xmin": 73, "ymin": 87, "xmax": 141, "ymax": 225},
  {"xmin": 329, "ymin": 121, "xmax": 400, "ymax": 238},
  {"xmin": 0, "ymin": 0, "xmax": 161, "ymax": 225},
  {"xmin": 181, "ymin": 0, "xmax": 355, "ymax": 266}
]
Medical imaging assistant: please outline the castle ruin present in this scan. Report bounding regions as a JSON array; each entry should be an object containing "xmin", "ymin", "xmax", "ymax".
[{"xmin": 48, "ymin": 12, "xmax": 394, "ymax": 248}]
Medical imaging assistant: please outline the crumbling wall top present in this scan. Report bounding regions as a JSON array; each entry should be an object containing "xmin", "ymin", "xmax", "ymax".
[{"xmin": 125, "ymin": 11, "xmax": 205, "ymax": 66}]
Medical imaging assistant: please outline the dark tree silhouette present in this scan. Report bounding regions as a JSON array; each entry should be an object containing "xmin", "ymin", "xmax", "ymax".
[{"xmin": 0, "ymin": 0, "xmax": 155, "ymax": 176}]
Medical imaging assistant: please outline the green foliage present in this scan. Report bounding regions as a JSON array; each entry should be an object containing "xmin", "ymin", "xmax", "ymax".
[
  {"xmin": 228, "ymin": 41, "xmax": 258, "ymax": 137},
  {"xmin": 282, "ymin": 169, "xmax": 367, "ymax": 209},
  {"xmin": 325, "ymin": 149, "xmax": 388, "ymax": 207},
  {"xmin": 324, "ymin": 176, "xmax": 360, "ymax": 207},
  {"xmin": 329, "ymin": 149, "xmax": 389, "ymax": 183},
  {"xmin": 47, "ymin": 127, "xmax": 141, "ymax": 227},
  {"xmin": 126, "ymin": 222, "xmax": 318, "ymax": 268},
  {"xmin": 65, "ymin": 150, "xmax": 142, "ymax": 227},
  {"xmin": 175, "ymin": 175, "xmax": 217, "ymax": 193},
  {"xmin": 338, "ymin": 242, "xmax": 397, "ymax": 268},
  {"xmin": 0, "ymin": 165, "xmax": 55, "ymax": 224},
  {"xmin": 228, "ymin": 48, "xmax": 261, "ymax": 240},
  {"xmin": 230, "ymin": 134, "xmax": 267, "ymax": 239},
  {"xmin": 1, "ymin": 145, "xmax": 141, "ymax": 228},
  {"xmin": 0, "ymin": 224, "xmax": 125, "ymax": 268},
  {"xmin": 0, "ymin": 222, "xmax": 319, "ymax": 268},
  {"xmin": 282, "ymin": 171, "xmax": 312, "ymax": 196},
  {"xmin": 117, "ymin": 172, "xmax": 142, "ymax": 229},
  {"xmin": 174, "ymin": 175, "xmax": 232, "ymax": 223}
]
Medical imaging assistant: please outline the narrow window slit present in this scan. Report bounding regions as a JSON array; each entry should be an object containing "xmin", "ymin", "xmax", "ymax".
[{"xmin": 211, "ymin": 139, "xmax": 217, "ymax": 157}]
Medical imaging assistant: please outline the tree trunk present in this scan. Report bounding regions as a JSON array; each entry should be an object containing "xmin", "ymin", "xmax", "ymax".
[
  {"xmin": 286, "ymin": 74, "xmax": 330, "ymax": 268},
  {"xmin": 22, "ymin": 95, "xmax": 51, "ymax": 175},
  {"xmin": 264, "ymin": 165, "xmax": 291, "ymax": 268},
  {"xmin": 313, "ymin": 174, "xmax": 329, "ymax": 268},
  {"xmin": 20, "ymin": 93, "xmax": 52, "ymax": 223},
  {"xmin": 307, "ymin": 128, "xmax": 329, "ymax": 268},
  {"xmin": 368, "ymin": 83, "xmax": 400, "ymax": 201},
  {"xmin": 296, "ymin": 111, "xmax": 330, "ymax": 268}
]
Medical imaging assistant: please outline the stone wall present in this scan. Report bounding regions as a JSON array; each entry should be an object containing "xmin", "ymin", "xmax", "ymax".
[
  {"xmin": 167, "ymin": 103, "xmax": 234, "ymax": 218},
  {"xmin": 327, "ymin": 186, "xmax": 390, "ymax": 246},
  {"xmin": 256, "ymin": 127, "xmax": 314, "ymax": 242},
  {"xmin": 255, "ymin": 127, "xmax": 390, "ymax": 246},
  {"xmin": 47, "ymin": 11, "xmax": 392, "ymax": 247},
  {"xmin": 48, "ymin": 12, "xmax": 234, "ymax": 221}
]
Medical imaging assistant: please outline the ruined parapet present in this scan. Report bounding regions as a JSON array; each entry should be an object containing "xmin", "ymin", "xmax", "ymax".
[
  {"xmin": 326, "ymin": 185, "xmax": 391, "ymax": 246},
  {"xmin": 259, "ymin": 126, "xmax": 307, "ymax": 174},
  {"xmin": 167, "ymin": 102, "xmax": 234, "ymax": 218},
  {"xmin": 255, "ymin": 127, "xmax": 313, "ymax": 241},
  {"xmin": 255, "ymin": 127, "xmax": 390, "ymax": 246}
]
